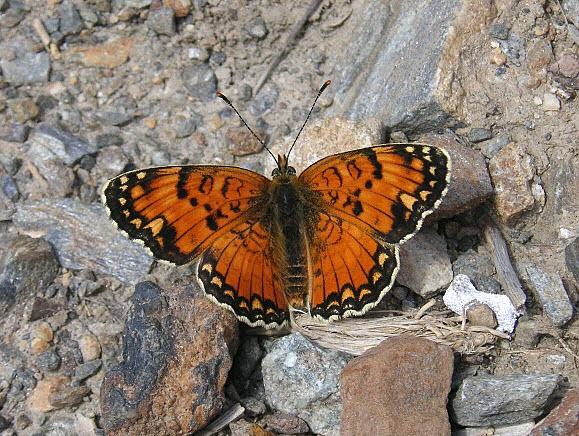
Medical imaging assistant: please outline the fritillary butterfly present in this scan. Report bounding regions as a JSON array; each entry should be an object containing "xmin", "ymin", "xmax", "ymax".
[{"xmin": 102, "ymin": 87, "xmax": 451, "ymax": 329}]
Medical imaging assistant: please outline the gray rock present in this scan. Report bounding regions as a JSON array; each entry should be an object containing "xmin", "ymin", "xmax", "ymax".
[
  {"xmin": 32, "ymin": 125, "xmax": 97, "ymax": 165},
  {"xmin": 182, "ymin": 63, "xmax": 217, "ymax": 102},
  {"xmin": 563, "ymin": 0, "xmax": 579, "ymax": 27},
  {"xmin": 451, "ymin": 374, "xmax": 559, "ymax": 426},
  {"xmin": 245, "ymin": 17, "xmax": 268, "ymax": 39},
  {"xmin": 146, "ymin": 8, "xmax": 176, "ymax": 36},
  {"xmin": 59, "ymin": 0, "xmax": 84, "ymax": 35},
  {"xmin": 239, "ymin": 397, "xmax": 266, "ymax": 417},
  {"xmin": 95, "ymin": 110, "xmax": 134, "ymax": 126},
  {"xmin": 0, "ymin": 281, "xmax": 17, "ymax": 315},
  {"xmin": 0, "ymin": 2, "xmax": 27, "ymax": 28},
  {"xmin": 0, "ymin": 52, "xmax": 51, "ymax": 86},
  {"xmin": 94, "ymin": 133, "xmax": 123, "ymax": 148},
  {"xmin": 479, "ymin": 135, "xmax": 510, "ymax": 158},
  {"xmin": 73, "ymin": 359, "xmax": 102, "ymax": 384},
  {"xmin": 489, "ymin": 22, "xmax": 510, "ymax": 40},
  {"xmin": 453, "ymin": 249, "xmax": 501, "ymax": 294},
  {"xmin": 262, "ymin": 333, "xmax": 351, "ymax": 435},
  {"xmin": 397, "ymin": 228, "xmax": 453, "ymax": 297},
  {"xmin": 468, "ymin": 127, "xmax": 492, "ymax": 143},
  {"xmin": 36, "ymin": 349, "xmax": 62, "ymax": 372},
  {"xmin": 249, "ymin": 82, "xmax": 279, "ymax": 116},
  {"xmin": 13, "ymin": 199, "xmax": 152, "ymax": 284},
  {"xmin": 328, "ymin": 0, "xmax": 464, "ymax": 131},
  {"xmin": 175, "ymin": 115, "xmax": 198, "ymax": 138},
  {"xmin": 117, "ymin": 0, "xmax": 152, "ymax": 8},
  {"xmin": 0, "ymin": 235, "xmax": 60, "ymax": 308},
  {"xmin": 524, "ymin": 263, "xmax": 573, "ymax": 327},
  {"xmin": 0, "ymin": 124, "xmax": 30, "ymax": 143},
  {"xmin": 565, "ymin": 237, "xmax": 579, "ymax": 283},
  {"xmin": 2, "ymin": 174, "xmax": 20, "ymax": 201}
]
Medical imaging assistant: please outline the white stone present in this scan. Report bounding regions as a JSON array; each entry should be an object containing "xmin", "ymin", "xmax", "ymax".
[
  {"xmin": 541, "ymin": 92, "xmax": 560, "ymax": 111},
  {"xmin": 443, "ymin": 274, "xmax": 519, "ymax": 334}
]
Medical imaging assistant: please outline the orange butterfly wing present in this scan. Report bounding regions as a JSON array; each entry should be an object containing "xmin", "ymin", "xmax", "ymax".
[
  {"xmin": 102, "ymin": 166, "xmax": 268, "ymax": 265},
  {"xmin": 196, "ymin": 218, "xmax": 289, "ymax": 328},
  {"xmin": 300, "ymin": 144, "xmax": 450, "ymax": 244},
  {"xmin": 300, "ymin": 144, "xmax": 450, "ymax": 319},
  {"xmin": 103, "ymin": 165, "xmax": 290, "ymax": 327}
]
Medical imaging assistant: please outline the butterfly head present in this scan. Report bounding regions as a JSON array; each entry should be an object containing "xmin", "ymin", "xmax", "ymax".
[{"xmin": 272, "ymin": 154, "xmax": 297, "ymax": 179}]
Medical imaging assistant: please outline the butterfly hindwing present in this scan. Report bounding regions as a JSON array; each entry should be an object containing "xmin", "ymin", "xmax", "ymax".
[
  {"xmin": 308, "ymin": 211, "xmax": 399, "ymax": 320},
  {"xmin": 196, "ymin": 218, "xmax": 289, "ymax": 328},
  {"xmin": 102, "ymin": 165, "xmax": 268, "ymax": 265},
  {"xmin": 299, "ymin": 144, "xmax": 450, "ymax": 245}
]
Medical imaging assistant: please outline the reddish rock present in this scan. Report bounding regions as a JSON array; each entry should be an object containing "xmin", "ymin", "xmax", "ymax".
[
  {"xmin": 68, "ymin": 38, "xmax": 133, "ymax": 68},
  {"xmin": 420, "ymin": 132, "xmax": 493, "ymax": 220},
  {"xmin": 340, "ymin": 336, "xmax": 453, "ymax": 436},
  {"xmin": 488, "ymin": 142, "xmax": 535, "ymax": 225},
  {"xmin": 100, "ymin": 280, "xmax": 238, "ymax": 435},
  {"xmin": 529, "ymin": 389, "xmax": 579, "ymax": 436}
]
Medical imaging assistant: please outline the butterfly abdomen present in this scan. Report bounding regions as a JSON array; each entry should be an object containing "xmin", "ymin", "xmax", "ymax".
[{"xmin": 269, "ymin": 178, "xmax": 314, "ymax": 311}]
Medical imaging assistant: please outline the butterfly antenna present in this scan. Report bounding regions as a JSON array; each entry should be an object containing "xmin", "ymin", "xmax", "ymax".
[
  {"xmin": 216, "ymin": 92, "xmax": 279, "ymax": 165},
  {"xmin": 286, "ymin": 80, "xmax": 331, "ymax": 160}
]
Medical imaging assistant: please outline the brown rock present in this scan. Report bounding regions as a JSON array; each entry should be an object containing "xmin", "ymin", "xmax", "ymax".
[
  {"xmin": 49, "ymin": 385, "xmax": 91, "ymax": 409},
  {"xmin": 420, "ymin": 132, "xmax": 493, "ymax": 220},
  {"xmin": 165, "ymin": 0, "xmax": 191, "ymax": 17},
  {"xmin": 466, "ymin": 303, "xmax": 498, "ymax": 329},
  {"xmin": 526, "ymin": 39, "xmax": 554, "ymax": 78},
  {"xmin": 68, "ymin": 38, "xmax": 133, "ymax": 68},
  {"xmin": 225, "ymin": 126, "xmax": 265, "ymax": 156},
  {"xmin": 341, "ymin": 336, "xmax": 453, "ymax": 436},
  {"xmin": 262, "ymin": 411, "xmax": 309, "ymax": 434},
  {"xmin": 549, "ymin": 53, "xmax": 579, "ymax": 78},
  {"xmin": 100, "ymin": 280, "xmax": 238, "ymax": 435},
  {"xmin": 27, "ymin": 375, "xmax": 70, "ymax": 413},
  {"xmin": 7, "ymin": 97, "xmax": 39, "ymax": 123},
  {"xmin": 488, "ymin": 142, "xmax": 535, "ymax": 225},
  {"xmin": 529, "ymin": 389, "xmax": 579, "ymax": 436}
]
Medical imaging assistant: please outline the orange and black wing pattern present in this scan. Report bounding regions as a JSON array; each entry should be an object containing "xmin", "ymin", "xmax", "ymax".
[
  {"xmin": 300, "ymin": 144, "xmax": 450, "ymax": 245},
  {"xmin": 301, "ymin": 144, "xmax": 450, "ymax": 320},
  {"xmin": 196, "ymin": 219, "xmax": 289, "ymax": 328},
  {"xmin": 307, "ymin": 212, "xmax": 399, "ymax": 320},
  {"xmin": 102, "ymin": 166, "xmax": 268, "ymax": 265}
]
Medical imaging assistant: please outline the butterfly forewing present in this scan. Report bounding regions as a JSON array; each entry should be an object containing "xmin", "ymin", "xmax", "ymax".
[
  {"xmin": 299, "ymin": 144, "xmax": 450, "ymax": 245},
  {"xmin": 102, "ymin": 165, "xmax": 268, "ymax": 265}
]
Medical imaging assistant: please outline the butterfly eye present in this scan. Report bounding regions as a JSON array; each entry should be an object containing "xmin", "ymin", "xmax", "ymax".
[
  {"xmin": 272, "ymin": 168, "xmax": 280, "ymax": 177},
  {"xmin": 287, "ymin": 166, "xmax": 297, "ymax": 176}
]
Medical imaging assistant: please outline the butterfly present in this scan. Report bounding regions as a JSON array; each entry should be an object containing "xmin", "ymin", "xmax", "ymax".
[{"xmin": 102, "ymin": 85, "xmax": 451, "ymax": 329}]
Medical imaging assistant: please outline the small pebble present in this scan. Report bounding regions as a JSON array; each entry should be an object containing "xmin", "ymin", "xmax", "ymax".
[
  {"xmin": 468, "ymin": 127, "xmax": 493, "ymax": 143},
  {"xmin": 541, "ymin": 92, "xmax": 560, "ymax": 111},
  {"xmin": 79, "ymin": 334, "xmax": 101, "ymax": 362},
  {"xmin": 245, "ymin": 17, "xmax": 268, "ymax": 39},
  {"xmin": 490, "ymin": 48, "xmax": 506, "ymax": 66}
]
